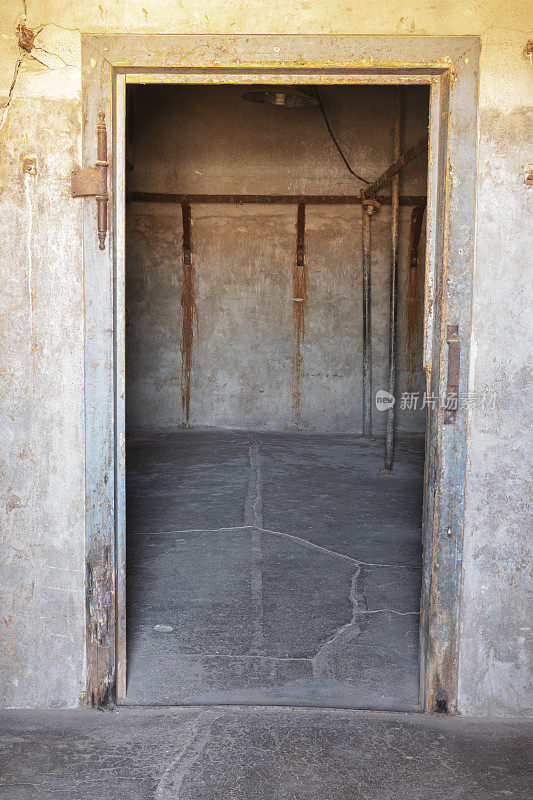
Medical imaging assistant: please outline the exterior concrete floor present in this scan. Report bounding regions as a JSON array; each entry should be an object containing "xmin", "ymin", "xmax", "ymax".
[
  {"xmin": 0, "ymin": 707, "xmax": 531, "ymax": 799},
  {"xmin": 125, "ymin": 429, "xmax": 424, "ymax": 709}
]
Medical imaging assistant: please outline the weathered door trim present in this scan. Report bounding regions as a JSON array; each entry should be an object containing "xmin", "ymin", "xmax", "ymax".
[{"xmin": 81, "ymin": 34, "xmax": 479, "ymax": 710}]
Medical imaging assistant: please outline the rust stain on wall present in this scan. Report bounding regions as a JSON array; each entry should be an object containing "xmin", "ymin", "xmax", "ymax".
[
  {"xmin": 404, "ymin": 203, "xmax": 425, "ymax": 390},
  {"xmin": 292, "ymin": 203, "xmax": 308, "ymax": 425},
  {"xmin": 180, "ymin": 202, "xmax": 198, "ymax": 425}
]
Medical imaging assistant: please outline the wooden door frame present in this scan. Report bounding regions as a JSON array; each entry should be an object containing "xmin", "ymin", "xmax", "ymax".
[{"xmin": 81, "ymin": 34, "xmax": 480, "ymax": 711}]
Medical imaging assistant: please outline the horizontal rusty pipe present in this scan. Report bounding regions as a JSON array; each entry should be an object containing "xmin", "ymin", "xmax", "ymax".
[
  {"xmin": 361, "ymin": 136, "xmax": 427, "ymax": 201},
  {"xmin": 127, "ymin": 192, "xmax": 427, "ymax": 206}
]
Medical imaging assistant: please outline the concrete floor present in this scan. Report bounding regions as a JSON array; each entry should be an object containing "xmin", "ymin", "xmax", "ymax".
[
  {"xmin": 0, "ymin": 707, "xmax": 531, "ymax": 799},
  {"xmin": 125, "ymin": 429, "xmax": 424, "ymax": 708}
]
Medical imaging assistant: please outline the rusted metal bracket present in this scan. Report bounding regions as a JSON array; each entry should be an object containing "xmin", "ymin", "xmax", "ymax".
[
  {"xmin": 296, "ymin": 202, "xmax": 306, "ymax": 271},
  {"xmin": 361, "ymin": 198, "xmax": 381, "ymax": 216},
  {"xmin": 182, "ymin": 200, "xmax": 192, "ymax": 267},
  {"xmin": 444, "ymin": 325, "xmax": 460, "ymax": 424},
  {"xmin": 293, "ymin": 202, "xmax": 307, "ymax": 302},
  {"xmin": 71, "ymin": 112, "xmax": 108, "ymax": 250}
]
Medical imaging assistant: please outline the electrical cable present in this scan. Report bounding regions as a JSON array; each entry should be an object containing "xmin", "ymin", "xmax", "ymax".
[{"xmin": 314, "ymin": 88, "xmax": 371, "ymax": 185}]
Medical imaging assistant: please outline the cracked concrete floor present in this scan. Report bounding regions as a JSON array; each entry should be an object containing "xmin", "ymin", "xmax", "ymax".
[
  {"xmin": 1, "ymin": 707, "xmax": 531, "ymax": 799},
  {"xmin": 125, "ymin": 429, "xmax": 424, "ymax": 708}
]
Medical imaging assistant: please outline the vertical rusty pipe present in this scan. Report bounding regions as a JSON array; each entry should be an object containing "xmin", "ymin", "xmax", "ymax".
[
  {"xmin": 384, "ymin": 89, "xmax": 402, "ymax": 472},
  {"xmin": 361, "ymin": 197, "xmax": 380, "ymax": 437},
  {"xmin": 96, "ymin": 112, "xmax": 108, "ymax": 250},
  {"xmin": 293, "ymin": 203, "xmax": 307, "ymax": 426},
  {"xmin": 361, "ymin": 201, "xmax": 372, "ymax": 438},
  {"xmin": 180, "ymin": 201, "xmax": 196, "ymax": 426}
]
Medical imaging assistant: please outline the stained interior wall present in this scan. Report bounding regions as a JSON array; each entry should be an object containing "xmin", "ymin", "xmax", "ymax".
[{"xmin": 126, "ymin": 85, "xmax": 429, "ymax": 433}]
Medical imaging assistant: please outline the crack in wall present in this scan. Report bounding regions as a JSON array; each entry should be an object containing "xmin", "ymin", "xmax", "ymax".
[
  {"xmin": 0, "ymin": 51, "xmax": 23, "ymax": 132},
  {"xmin": 0, "ymin": 10, "xmax": 79, "ymax": 133}
]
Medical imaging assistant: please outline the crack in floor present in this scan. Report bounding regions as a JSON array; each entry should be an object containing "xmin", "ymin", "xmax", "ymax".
[
  {"xmin": 311, "ymin": 567, "xmax": 362, "ymax": 679},
  {"xmin": 131, "ymin": 524, "xmax": 420, "ymax": 571},
  {"xmin": 155, "ymin": 710, "xmax": 223, "ymax": 799},
  {"xmin": 246, "ymin": 441, "xmax": 264, "ymax": 654},
  {"xmin": 244, "ymin": 441, "xmax": 263, "ymax": 529},
  {"xmin": 145, "ymin": 652, "xmax": 312, "ymax": 663}
]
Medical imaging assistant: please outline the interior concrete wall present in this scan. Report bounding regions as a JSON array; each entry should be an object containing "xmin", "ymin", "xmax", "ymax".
[
  {"xmin": 126, "ymin": 85, "xmax": 428, "ymax": 433},
  {"xmin": 0, "ymin": 0, "xmax": 531, "ymax": 715}
]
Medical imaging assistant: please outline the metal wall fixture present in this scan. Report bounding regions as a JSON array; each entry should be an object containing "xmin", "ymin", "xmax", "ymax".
[
  {"xmin": 444, "ymin": 325, "xmax": 460, "ymax": 425},
  {"xmin": 241, "ymin": 87, "xmax": 318, "ymax": 108}
]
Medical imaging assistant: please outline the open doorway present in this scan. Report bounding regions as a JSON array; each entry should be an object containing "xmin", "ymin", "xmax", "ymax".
[{"xmin": 123, "ymin": 83, "xmax": 429, "ymax": 708}]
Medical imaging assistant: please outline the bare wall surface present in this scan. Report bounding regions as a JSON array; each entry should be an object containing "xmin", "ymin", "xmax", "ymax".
[
  {"xmin": 126, "ymin": 85, "xmax": 428, "ymax": 433},
  {"xmin": 127, "ymin": 205, "xmax": 427, "ymax": 432},
  {"xmin": 0, "ymin": 95, "xmax": 86, "ymax": 706},
  {"xmin": 0, "ymin": 0, "xmax": 531, "ymax": 714}
]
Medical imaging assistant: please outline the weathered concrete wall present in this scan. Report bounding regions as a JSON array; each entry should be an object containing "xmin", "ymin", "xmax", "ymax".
[
  {"xmin": 0, "ymin": 0, "xmax": 531, "ymax": 714},
  {"xmin": 458, "ymin": 107, "xmax": 533, "ymax": 715},
  {"xmin": 126, "ymin": 85, "xmax": 428, "ymax": 433},
  {"xmin": 0, "ymin": 16, "xmax": 86, "ymax": 707}
]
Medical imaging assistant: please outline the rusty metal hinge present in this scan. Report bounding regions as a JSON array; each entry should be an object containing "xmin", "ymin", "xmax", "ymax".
[
  {"xmin": 71, "ymin": 112, "xmax": 108, "ymax": 250},
  {"xmin": 444, "ymin": 324, "xmax": 460, "ymax": 424}
]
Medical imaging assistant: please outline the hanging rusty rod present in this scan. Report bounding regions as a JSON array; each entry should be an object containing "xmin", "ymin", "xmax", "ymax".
[
  {"xmin": 382, "ymin": 88, "xmax": 402, "ymax": 475},
  {"xmin": 361, "ymin": 136, "xmax": 427, "ymax": 200},
  {"xmin": 127, "ymin": 192, "xmax": 426, "ymax": 206}
]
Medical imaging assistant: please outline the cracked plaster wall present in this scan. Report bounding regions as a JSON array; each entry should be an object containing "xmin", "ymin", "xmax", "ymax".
[{"xmin": 0, "ymin": 0, "xmax": 531, "ymax": 714}]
